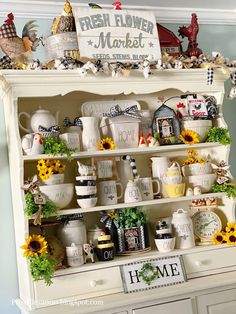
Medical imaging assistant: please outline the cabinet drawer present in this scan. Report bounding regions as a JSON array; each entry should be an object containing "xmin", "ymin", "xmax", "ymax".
[
  {"xmin": 183, "ymin": 247, "xmax": 236, "ymax": 275},
  {"xmin": 34, "ymin": 266, "xmax": 123, "ymax": 301}
]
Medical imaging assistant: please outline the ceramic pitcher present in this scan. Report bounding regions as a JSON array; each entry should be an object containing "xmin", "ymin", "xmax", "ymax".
[
  {"xmin": 150, "ymin": 156, "xmax": 171, "ymax": 197},
  {"xmin": 80, "ymin": 117, "xmax": 101, "ymax": 151}
]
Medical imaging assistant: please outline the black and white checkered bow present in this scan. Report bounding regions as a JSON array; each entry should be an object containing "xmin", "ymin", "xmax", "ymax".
[
  {"xmin": 63, "ymin": 117, "xmax": 83, "ymax": 128},
  {"xmin": 231, "ymin": 71, "xmax": 236, "ymax": 85},
  {"xmin": 38, "ymin": 125, "xmax": 60, "ymax": 133},
  {"xmin": 103, "ymin": 104, "xmax": 140, "ymax": 119},
  {"xmin": 207, "ymin": 67, "xmax": 214, "ymax": 85}
]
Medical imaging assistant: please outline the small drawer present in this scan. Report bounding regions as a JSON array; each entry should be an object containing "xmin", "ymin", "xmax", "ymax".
[
  {"xmin": 34, "ymin": 266, "xmax": 123, "ymax": 302},
  {"xmin": 183, "ymin": 246, "xmax": 236, "ymax": 276}
]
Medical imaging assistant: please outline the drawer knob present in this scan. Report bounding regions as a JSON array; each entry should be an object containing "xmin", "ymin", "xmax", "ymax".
[
  {"xmin": 195, "ymin": 260, "xmax": 203, "ymax": 266},
  {"xmin": 90, "ymin": 280, "xmax": 97, "ymax": 287}
]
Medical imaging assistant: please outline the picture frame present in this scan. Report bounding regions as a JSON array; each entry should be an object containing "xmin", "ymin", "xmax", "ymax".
[{"xmin": 92, "ymin": 157, "xmax": 118, "ymax": 181}]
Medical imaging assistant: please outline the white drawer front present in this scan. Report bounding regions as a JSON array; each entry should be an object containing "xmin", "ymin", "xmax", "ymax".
[
  {"xmin": 34, "ymin": 266, "xmax": 123, "ymax": 301},
  {"xmin": 183, "ymin": 247, "xmax": 236, "ymax": 275}
]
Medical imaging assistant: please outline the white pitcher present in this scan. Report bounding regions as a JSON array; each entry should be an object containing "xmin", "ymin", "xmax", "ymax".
[
  {"xmin": 80, "ymin": 117, "xmax": 101, "ymax": 151},
  {"xmin": 150, "ymin": 156, "xmax": 171, "ymax": 197}
]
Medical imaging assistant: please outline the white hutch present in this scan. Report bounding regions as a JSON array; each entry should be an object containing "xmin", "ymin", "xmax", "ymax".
[{"xmin": 1, "ymin": 69, "xmax": 236, "ymax": 314}]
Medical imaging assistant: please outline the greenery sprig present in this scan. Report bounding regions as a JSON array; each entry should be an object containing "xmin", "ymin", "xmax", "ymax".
[
  {"xmin": 114, "ymin": 207, "xmax": 146, "ymax": 229},
  {"xmin": 43, "ymin": 136, "xmax": 74, "ymax": 160},
  {"xmin": 28, "ymin": 254, "xmax": 56, "ymax": 286},
  {"xmin": 212, "ymin": 183, "xmax": 236, "ymax": 198},
  {"xmin": 206, "ymin": 127, "xmax": 231, "ymax": 145},
  {"xmin": 139, "ymin": 262, "xmax": 159, "ymax": 286},
  {"xmin": 24, "ymin": 192, "xmax": 59, "ymax": 218}
]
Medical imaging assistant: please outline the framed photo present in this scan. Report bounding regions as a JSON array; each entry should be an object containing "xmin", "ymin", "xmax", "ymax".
[{"xmin": 92, "ymin": 157, "xmax": 118, "ymax": 181}]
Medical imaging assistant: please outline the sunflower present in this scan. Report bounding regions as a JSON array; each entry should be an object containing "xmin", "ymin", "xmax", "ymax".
[
  {"xmin": 183, "ymin": 157, "xmax": 195, "ymax": 165},
  {"xmin": 195, "ymin": 157, "xmax": 206, "ymax": 164},
  {"xmin": 38, "ymin": 167, "xmax": 53, "ymax": 180},
  {"xmin": 20, "ymin": 234, "xmax": 48, "ymax": 257},
  {"xmin": 225, "ymin": 221, "xmax": 236, "ymax": 233},
  {"xmin": 179, "ymin": 129, "xmax": 200, "ymax": 145},
  {"xmin": 98, "ymin": 138, "xmax": 115, "ymax": 150},
  {"xmin": 37, "ymin": 159, "xmax": 47, "ymax": 171},
  {"xmin": 187, "ymin": 149, "xmax": 197, "ymax": 156},
  {"xmin": 212, "ymin": 231, "xmax": 225, "ymax": 244},
  {"xmin": 224, "ymin": 231, "xmax": 236, "ymax": 245}
]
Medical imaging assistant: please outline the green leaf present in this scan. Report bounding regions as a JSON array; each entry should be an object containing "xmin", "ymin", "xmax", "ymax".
[
  {"xmin": 206, "ymin": 127, "xmax": 231, "ymax": 145},
  {"xmin": 43, "ymin": 136, "xmax": 75, "ymax": 160},
  {"xmin": 28, "ymin": 254, "xmax": 56, "ymax": 286},
  {"xmin": 212, "ymin": 183, "xmax": 236, "ymax": 198}
]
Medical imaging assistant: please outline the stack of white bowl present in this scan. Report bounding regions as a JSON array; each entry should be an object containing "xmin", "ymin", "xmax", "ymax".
[
  {"xmin": 182, "ymin": 162, "xmax": 217, "ymax": 193},
  {"xmin": 75, "ymin": 176, "xmax": 97, "ymax": 208}
]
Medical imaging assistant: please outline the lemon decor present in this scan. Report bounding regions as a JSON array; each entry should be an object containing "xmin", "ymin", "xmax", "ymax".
[
  {"xmin": 20, "ymin": 234, "xmax": 56, "ymax": 285},
  {"xmin": 98, "ymin": 138, "xmax": 115, "ymax": 150},
  {"xmin": 212, "ymin": 222, "xmax": 236, "ymax": 246},
  {"xmin": 138, "ymin": 262, "xmax": 159, "ymax": 286},
  {"xmin": 179, "ymin": 129, "xmax": 200, "ymax": 145},
  {"xmin": 37, "ymin": 159, "xmax": 65, "ymax": 181},
  {"xmin": 183, "ymin": 149, "xmax": 206, "ymax": 165}
]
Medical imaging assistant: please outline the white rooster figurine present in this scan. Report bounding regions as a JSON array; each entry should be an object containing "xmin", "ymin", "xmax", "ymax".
[{"xmin": 21, "ymin": 133, "xmax": 44, "ymax": 155}]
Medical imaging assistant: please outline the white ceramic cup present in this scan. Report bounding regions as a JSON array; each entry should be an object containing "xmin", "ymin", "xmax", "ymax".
[
  {"xmin": 98, "ymin": 180, "xmax": 123, "ymax": 205},
  {"xmin": 155, "ymin": 237, "xmax": 176, "ymax": 253},
  {"xmin": 135, "ymin": 177, "xmax": 160, "ymax": 200},
  {"xmin": 75, "ymin": 185, "xmax": 97, "ymax": 196},
  {"xmin": 59, "ymin": 132, "xmax": 80, "ymax": 150},
  {"xmin": 66, "ymin": 243, "xmax": 84, "ymax": 267}
]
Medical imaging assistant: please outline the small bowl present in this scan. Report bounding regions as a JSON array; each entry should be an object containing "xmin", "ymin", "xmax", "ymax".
[
  {"xmin": 166, "ymin": 183, "xmax": 185, "ymax": 198},
  {"xmin": 77, "ymin": 197, "xmax": 97, "ymax": 208},
  {"xmin": 76, "ymin": 176, "xmax": 96, "ymax": 187},
  {"xmin": 39, "ymin": 183, "xmax": 74, "ymax": 209},
  {"xmin": 182, "ymin": 163, "xmax": 212, "ymax": 177},
  {"xmin": 75, "ymin": 185, "xmax": 97, "ymax": 196},
  {"xmin": 155, "ymin": 237, "xmax": 176, "ymax": 253},
  {"xmin": 184, "ymin": 173, "xmax": 217, "ymax": 193},
  {"xmin": 182, "ymin": 120, "xmax": 212, "ymax": 142},
  {"xmin": 41, "ymin": 174, "xmax": 65, "ymax": 185}
]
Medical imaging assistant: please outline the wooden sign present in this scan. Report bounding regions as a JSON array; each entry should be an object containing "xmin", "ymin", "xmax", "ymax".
[
  {"xmin": 74, "ymin": 8, "xmax": 161, "ymax": 62},
  {"xmin": 120, "ymin": 255, "xmax": 186, "ymax": 293}
]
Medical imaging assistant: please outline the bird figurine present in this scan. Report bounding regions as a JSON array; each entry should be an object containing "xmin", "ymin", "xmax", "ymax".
[
  {"xmin": 112, "ymin": 2, "xmax": 122, "ymax": 10},
  {"xmin": 0, "ymin": 13, "xmax": 41, "ymax": 60},
  {"xmin": 77, "ymin": 161, "xmax": 96, "ymax": 176},
  {"xmin": 178, "ymin": 13, "xmax": 202, "ymax": 57},
  {"xmin": 21, "ymin": 133, "xmax": 44, "ymax": 155},
  {"xmin": 51, "ymin": 0, "xmax": 76, "ymax": 34}
]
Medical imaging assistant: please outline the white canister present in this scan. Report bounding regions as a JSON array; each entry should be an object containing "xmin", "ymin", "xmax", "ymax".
[
  {"xmin": 58, "ymin": 218, "xmax": 87, "ymax": 247},
  {"xmin": 124, "ymin": 180, "xmax": 142, "ymax": 203},
  {"xmin": 171, "ymin": 208, "xmax": 195, "ymax": 249}
]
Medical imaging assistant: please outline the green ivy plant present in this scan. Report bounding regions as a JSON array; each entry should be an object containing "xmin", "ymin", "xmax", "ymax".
[
  {"xmin": 138, "ymin": 262, "xmax": 159, "ymax": 286},
  {"xmin": 114, "ymin": 207, "xmax": 146, "ymax": 229},
  {"xmin": 24, "ymin": 192, "xmax": 59, "ymax": 218},
  {"xmin": 206, "ymin": 127, "xmax": 231, "ymax": 145},
  {"xmin": 28, "ymin": 253, "xmax": 56, "ymax": 286},
  {"xmin": 212, "ymin": 183, "xmax": 236, "ymax": 199},
  {"xmin": 43, "ymin": 136, "xmax": 75, "ymax": 160}
]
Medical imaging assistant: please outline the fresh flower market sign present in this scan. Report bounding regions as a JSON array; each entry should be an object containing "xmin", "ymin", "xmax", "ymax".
[
  {"xmin": 74, "ymin": 8, "xmax": 161, "ymax": 62},
  {"xmin": 120, "ymin": 255, "xmax": 186, "ymax": 293}
]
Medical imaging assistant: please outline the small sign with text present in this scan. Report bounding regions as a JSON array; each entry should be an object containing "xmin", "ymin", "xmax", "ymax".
[
  {"xmin": 74, "ymin": 8, "xmax": 161, "ymax": 62},
  {"xmin": 120, "ymin": 255, "xmax": 186, "ymax": 293}
]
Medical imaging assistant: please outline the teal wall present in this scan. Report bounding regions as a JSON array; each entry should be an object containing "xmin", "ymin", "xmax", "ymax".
[{"xmin": 0, "ymin": 17, "xmax": 236, "ymax": 314}]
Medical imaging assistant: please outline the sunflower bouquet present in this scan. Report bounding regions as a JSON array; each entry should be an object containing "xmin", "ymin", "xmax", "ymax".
[
  {"xmin": 98, "ymin": 137, "xmax": 115, "ymax": 150},
  {"xmin": 183, "ymin": 149, "xmax": 206, "ymax": 165},
  {"xmin": 212, "ymin": 222, "xmax": 236, "ymax": 246},
  {"xmin": 37, "ymin": 159, "xmax": 65, "ymax": 181},
  {"xmin": 20, "ymin": 234, "xmax": 56, "ymax": 285}
]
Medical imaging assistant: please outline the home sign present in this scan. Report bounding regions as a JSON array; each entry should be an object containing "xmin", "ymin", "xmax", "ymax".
[
  {"xmin": 74, "ymin": 8, "xmax": 161, "ymax": 62},
  {"xmin": 120, "ymin": 255, "xmax": 186, "ymax": 293}
]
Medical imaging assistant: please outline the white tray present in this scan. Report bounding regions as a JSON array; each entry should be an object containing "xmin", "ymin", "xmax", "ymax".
[{"xmin": 81, "ymin": 100, "xmax": 141, "ymax": 117}]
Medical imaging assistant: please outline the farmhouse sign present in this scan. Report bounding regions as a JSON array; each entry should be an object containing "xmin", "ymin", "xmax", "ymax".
[
  {"xmin": 74, "ymin": 8, "xmax": 161, "ymax": 62},
  {"xmin": 120, "ymin": 255, "xmax": 186, "ymax": 293}
]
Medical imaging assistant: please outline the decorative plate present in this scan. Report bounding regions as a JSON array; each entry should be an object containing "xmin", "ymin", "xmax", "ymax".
[{"xmin": 115, "ymin": 247, "xmax": 151, "ymax": 256}]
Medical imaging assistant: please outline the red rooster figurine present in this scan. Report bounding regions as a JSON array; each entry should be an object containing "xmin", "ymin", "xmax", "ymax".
[
  {"xmin": 0, "ymin": 13, "xmax": 41, "ymax": 59},
  {"xmin": 178, "ymin": 13, "xmax": 202, "ymax": 57}
]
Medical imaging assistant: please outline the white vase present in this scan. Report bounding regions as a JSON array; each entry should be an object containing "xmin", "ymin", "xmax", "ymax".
[
  {"xmin": 80, "ymin": 117, "xmax": 101, "ymax": 151},
  {"xmin": 57, "ymin": 220, "xmax": 87, "ymax": 247},
  {"xmin": 150, "ymin": 156, "xmax": 171, "ymax": 197}
]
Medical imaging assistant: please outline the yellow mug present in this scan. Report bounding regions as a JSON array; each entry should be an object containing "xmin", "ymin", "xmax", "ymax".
[{"xmin": 166, "ymin": 183, "xmax": 185, "ymax": 198}]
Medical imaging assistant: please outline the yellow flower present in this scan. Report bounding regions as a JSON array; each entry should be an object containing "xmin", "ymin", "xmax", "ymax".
[
  {"xmin": 179, "ymin": 129, "xmax": 200, "ymax": 145},
  {"xmin": 37, "ymin": 159, "xmax": 46, "ymax": 171},
  {"xmin": 98, "ymin": 138, "xmax": 115, "ymax": 150},
  {"xmin": 212, "ymin": 231, "xmax": 225, "ymax": 244},
  {"xmin": 20, "ymin": 234, "xmax": 48, "ymax": 257},
  {"xmin": 195, "ymin": 157, "xmax": 206, "ymax": 164},
  {"xmin": 183, "ymin": 157, "xmax": 195, "ymax": 165},
  {"xmin": 57, "ymin": 164, "xmax": 65, "ymax": 174},
  {"xmin": 225, "ymin": 222, "xmax": 236, "ymax": 233},
  {"xmin": 38, "ymin": 168, "xmax": 53, "ymax": 180},
  {"xmin": 187, "ymin": 149, "xmax": 197, "ymax": 156},
  {"xmin": 225, "ymin": 231, "xmax": 236, "ymax": 245}
]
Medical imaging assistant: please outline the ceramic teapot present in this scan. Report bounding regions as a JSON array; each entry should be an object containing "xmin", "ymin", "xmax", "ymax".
[{"xmin": 18, "ymin": 107, "xmax": 59, "ymax": 133}]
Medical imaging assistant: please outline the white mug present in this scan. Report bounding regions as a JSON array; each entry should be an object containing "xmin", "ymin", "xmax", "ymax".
[
  {"xmin": 66, "ymin": 243, "xmax": 84, "ymax": 267},
  {"xmin": 59, "ymin": 132, "xmax": 80, "ymax": 150},
  {"xmin": 98, "ymin": 180, "xmax": 123, "ymax": 205},
  {"xmin": 135, "ymin": 177, "xmax": 160, "ymax": 200}
]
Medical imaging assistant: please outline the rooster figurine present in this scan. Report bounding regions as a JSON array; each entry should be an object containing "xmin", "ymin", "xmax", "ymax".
[
  {"xmin": 0, "ymin": 13, "xmax": 41, "ymax": 59},
  {"xmin": 178, "ymin": 13, "xmax": 202, "ymax": 57}
]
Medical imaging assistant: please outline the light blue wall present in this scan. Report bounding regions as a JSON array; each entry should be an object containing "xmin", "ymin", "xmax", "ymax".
[{"xmin": 0, "ymin": 17, "xmax": 236, "ymax": 314}]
